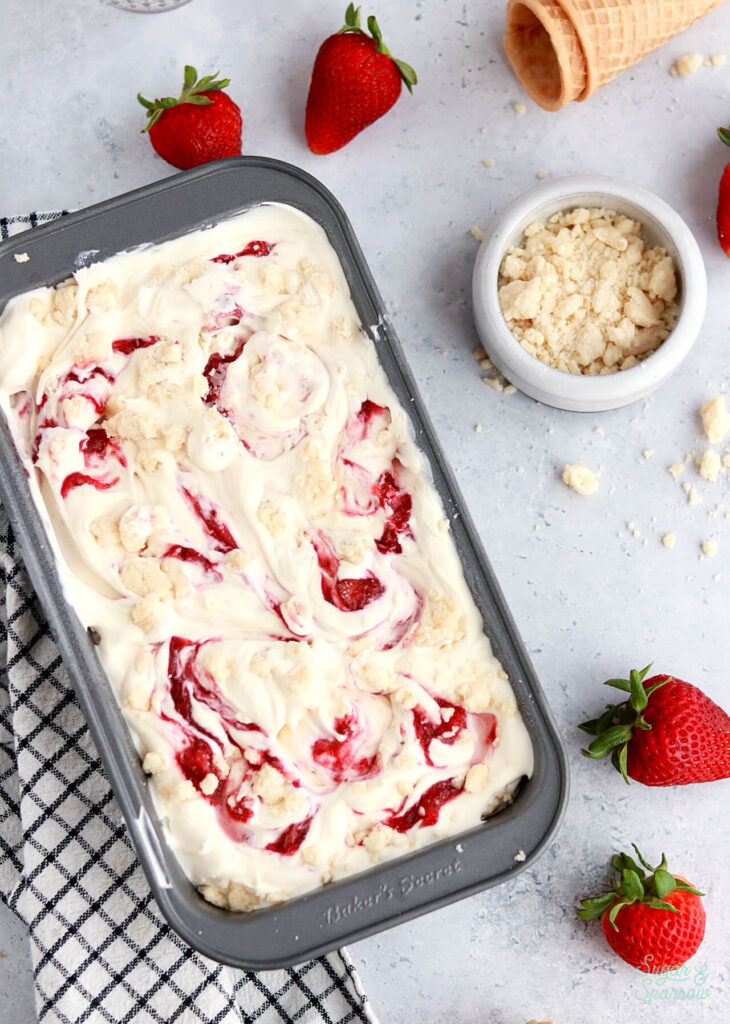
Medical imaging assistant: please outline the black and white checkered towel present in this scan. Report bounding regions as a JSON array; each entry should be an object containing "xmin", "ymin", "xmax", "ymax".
[{"xmin": 0, "ymin": 212, "xmax": 379, "ymax": 1024}]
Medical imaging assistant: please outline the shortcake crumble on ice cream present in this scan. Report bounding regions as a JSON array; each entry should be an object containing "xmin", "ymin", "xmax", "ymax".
[{"xmin": 0, "ymin": 204, "xmax": 532, "ymax": 909}]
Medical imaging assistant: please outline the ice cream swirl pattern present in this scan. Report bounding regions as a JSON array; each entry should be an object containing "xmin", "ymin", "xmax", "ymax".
[{"xmin": 0, "ymin": 204, "xmax": 533, "ymax": 910}]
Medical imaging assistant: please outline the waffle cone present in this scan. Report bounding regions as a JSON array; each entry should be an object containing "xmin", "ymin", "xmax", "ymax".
[{"xmin": 504, "ymin": 0, "xmax": 727, "ymax": 111}]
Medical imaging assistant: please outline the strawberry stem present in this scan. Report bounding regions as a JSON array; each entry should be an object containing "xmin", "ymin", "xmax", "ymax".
[
  {"xmin": 137, "ymin": 65, "xmax": 230, "ymax": 132},
  {"xmin": 339, "ymin": 3, "xmax": 362, "ymax": 33},
  {"xmin": 718, "ymin": 126, "xmax": 730, "ymax": 147},
  {"xmin": 367, "ymin": 14, "xmax": 389, "ymax": 55}
]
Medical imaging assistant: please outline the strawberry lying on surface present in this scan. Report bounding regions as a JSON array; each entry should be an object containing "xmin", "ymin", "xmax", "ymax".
[
  {"xmin": 305, "ymin": 3, "xmax": 417, "ymax": 155},
  {"xmin": 579, "ymin": 665, "xmax": 730, "ymax": 786},
  {"xmin": 578, "ymin": 845, "xmax": 706, "ymax": 972},
  {"xmin": 718, "ymin": 126, "xmax": 730, "ymax": 256},
  {"xmin": 138, "ymin": 66, "xmax": 242, "ymax": 170}
]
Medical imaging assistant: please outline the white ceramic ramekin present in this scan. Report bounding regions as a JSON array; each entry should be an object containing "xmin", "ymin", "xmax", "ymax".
[{"xmin": 472, "ymin": 175, "xmax": 707, "ymax": 412}]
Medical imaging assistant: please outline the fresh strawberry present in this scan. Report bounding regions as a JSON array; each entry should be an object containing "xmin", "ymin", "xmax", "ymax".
[
  {"xmin": 578, "ymin": 845, "xmax": 705, "ymax": 972},
  {"xmin": 305, "ymin": 3, "xmax": 417, "ymax": 155},
  {"xmin": 138, "ymin": 66, "xmax": 242, "ymax": 170},
  {"xmin": 579, "ymin": 665, "xmax": 730, "ymax": 786},
  {"xmin": 718, "ymin": 127, "xmax": 730, "ymax": 256}
]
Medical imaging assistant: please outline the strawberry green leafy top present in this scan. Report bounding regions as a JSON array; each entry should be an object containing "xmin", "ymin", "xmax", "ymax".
[
  {"xmin": 578, "ymin": 845, "xmax": 703, "ymax": 931},
  {"xmin": 578, "ymin": 664, "xmax": 668, "ymax": 783},
  {"xmin": 338, "ymin": 3, "xmax": 417, "ymax": 92},
  {"xmin": 138, "ymin": 66, "xmax": 231, "ymax": 132}
]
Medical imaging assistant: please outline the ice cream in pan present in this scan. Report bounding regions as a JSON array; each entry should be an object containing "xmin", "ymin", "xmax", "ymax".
[{"xmin": 0, "ymin": 203, "xmax": 533, "ymax": 910}]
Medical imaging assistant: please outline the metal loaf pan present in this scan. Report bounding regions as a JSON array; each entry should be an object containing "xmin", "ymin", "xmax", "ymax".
[{"xmin": 0, "ymin": 157, "xmax": 568, "ymax": 969}]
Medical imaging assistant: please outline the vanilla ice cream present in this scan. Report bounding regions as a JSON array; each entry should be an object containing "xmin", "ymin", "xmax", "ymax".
[{"xmin": 0, "ymin": 204, "xmax": 533, "ymax": 910}]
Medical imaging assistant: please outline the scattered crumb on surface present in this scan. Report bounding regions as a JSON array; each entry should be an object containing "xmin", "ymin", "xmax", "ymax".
[
  {"xmin": 561, "ymin": 464, "xmax": 599, "ymax": 495},
  {"xmin": 474, "ymin": 423, "xmax": 483, "ymax": 434},
  {"xmin": 456, "ymin": 843, "xmax": 464, "ymax": 852},
  {"xmin": 473, "ymin": 348, "xmax": 486, "ymax": 360},
  {"xmin": 470, "ymin": 225, "xmax": 485, "ymax": 243},
  {"xmin": 514, "ymin": 849, "xmax": 527, "ymax": 862},
  {"xmin": 437, "ymin": 347, "xmax": 448, "ymax": 356},
  {"xmin": 483, "ymin": 157, "xmax": 495, "ymax": 168},
  {"xmin": 668, "ymin": 463, "xmax": 684, "ymax": 480},
  {"xmin": 702, "ymin": 538, "xmax": 718, "ymax": 558},
  {"xmin": 13, "ymin": 252, "xmax": 30, "ymax": 263},
  {"xmin": 513, "ymin": 102, "xmax": 527, "ymax": 116},
  {"xmin": 698, "ymin": 448, "xmax": 721, "ymax": 482},
  {"xmin": 504, "ymin": 384, "xmax": 517, "ymax": 395},
  {"xmin": 483, "ymin": 376, "xmax": 504, "ymax": 392},
  {"xmin": 671, "ymin": 53, "xmax": 703, "ymax": 76},
  {"xmin": 593, "ymin": 425, "xmax": 604, "ymax": 435},
  {"xmin": 536, "ymin": 169, "xmax": 548, "ymax": 179},
  {"xmin": 711, "ymin": 53, "xmax": 727, "ymax": 66},
  {"xmin": 700, "ymin": 395, "xmax": 730, "ymax": 444},
  {"xmin": 642, "ymin": 449, "xmax": 654, "ymax": 459},
  {"xmin": 687, "ymin": 486, "xmax": 702, "ymax": 506},
  {"xmin": 662, "ymin": 532, "xmax": 676, "ymax": 550}
]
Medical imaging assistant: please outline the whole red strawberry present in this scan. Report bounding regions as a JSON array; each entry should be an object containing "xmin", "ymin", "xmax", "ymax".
[
  {"xmin": 579, "ymin": 665, "xmax": 730, "ymax": 785},
  {"xmin": 578, "ymin": 845, "xmax": 706, "ymax": 972},
  {"xmin": 138, "ymin": 66, "xmax": 242, "ymax": 170},
  {"xmin": 718, "ymin": 127, "xmax": 730, "ymax": 256},
  {"xmin": 305, "ymin": 4, "xmax": 417, "ymax": 155}
]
